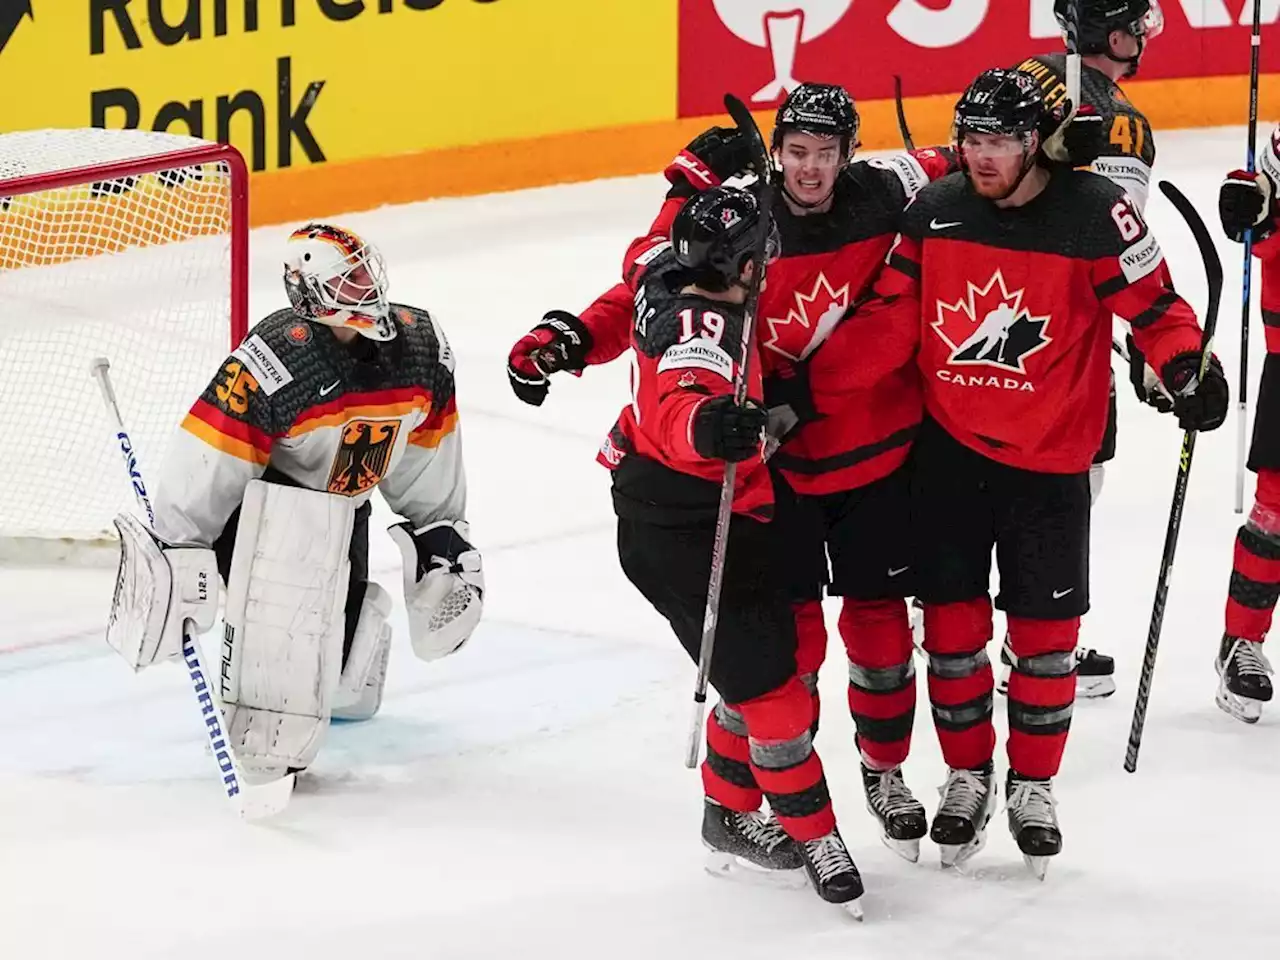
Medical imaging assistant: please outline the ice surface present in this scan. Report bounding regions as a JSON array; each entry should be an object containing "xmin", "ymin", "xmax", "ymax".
[{"xmin": 3, "ymin": 128, "xmax": 1278, "ymax": 958}]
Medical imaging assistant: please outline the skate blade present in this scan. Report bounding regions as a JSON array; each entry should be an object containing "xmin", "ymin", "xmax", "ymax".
[
  {"xmin": 880, "ymin": 834, "xmax": 921, "ymax": 863},
  {"xmin": 1023, "ymin": 854, "xmax": 1051, "ymax": 881},
  {"xmin": 1076, "ymin": 675, "xmax": 1116, "ymax": 699},
  {"xmin": 840, "ymin": 897, "xmax": 865, "ymax": 921},
  {"xmin": 1216, "ymin": 686, "xmax": 1263, "ymax": 723},
  {"xmin": 703, "ymin": 850, "xmax": 807, "ymax": 889},
  {"xmin": 938, "ymin": 825, "xmax": 989, "ymax": 869}
]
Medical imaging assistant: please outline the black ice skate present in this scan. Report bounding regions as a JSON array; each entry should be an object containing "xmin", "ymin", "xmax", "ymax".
[
  {"xmin": 797, "ymin": 827, "xmax": 864, "ymax": 919},
  {"xmin": 997, "ymin": 640, "xmax": 1114, "ymax": 699},
  {"xmin": 861, "ymin": 763, "xmax": 928, "ymax": 862},
  {"xmin": 1215, "ymin": 635, "xmax": 1274, "ymax": 724},
  {"xmin": 1006, "ymin": 771, "xmax": 1061, "ymax": 881},
  {"xmin": 930, "ymin": 762, "xmax": 996, "ymax": 868},
  {"xmin": 701, "ymin": 800, "xmax": 804, "ymax": 885}
]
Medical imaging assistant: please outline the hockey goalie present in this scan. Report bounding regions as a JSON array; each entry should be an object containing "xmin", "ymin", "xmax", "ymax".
[{"xmin": 105, "ymin": 221, "xmax": 483, "ymax": 782}]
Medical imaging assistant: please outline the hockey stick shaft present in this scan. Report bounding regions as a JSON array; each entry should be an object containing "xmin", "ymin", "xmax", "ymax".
[
  {"xmin": 1065, "ymin": 0, "xmax": 1082, "ymax": 119},
  {"xmin": 91, "ymin": 357, "xmax": 293, "ymax": 817},
  {"xmin": 892, "ymin": 76, "xmax": 915, "ymax": 151},
  {"xmin": 1124, "ymin": 182, "xmax": 1224, "ymax": 773},
  {"xmin": 685, "ymin": 95, "xmax": 775, "ymax": 768},
  {"xmin": 1236, "ymin": 0, "xmax": 1263, "ymax": 514}
]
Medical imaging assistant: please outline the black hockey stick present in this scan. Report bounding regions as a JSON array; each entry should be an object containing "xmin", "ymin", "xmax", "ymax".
[
  {"xmin": 1124, "ymin": 181, "xmax": 1225, "ymax": 773},
  {"xmin": 892, "ymin": 76, "xmax": 915, "ymax": 151},
  {"xmin": 1235, "ymin": 0, "xmax": 1264, "ymax": 514},
  {"xmin": 685, "ymin": 94, "xmax": 776, "ymax": 768}
]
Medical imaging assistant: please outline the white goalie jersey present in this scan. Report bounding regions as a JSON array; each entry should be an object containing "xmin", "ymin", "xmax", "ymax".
[{"xmin": 152, "ymin": 303, "xmax": 465, "ymax": 547}]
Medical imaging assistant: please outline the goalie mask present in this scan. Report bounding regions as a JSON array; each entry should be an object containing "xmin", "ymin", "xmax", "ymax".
[{"xmin": 284, "ymin": 222, "xmax": 394, "ymax": 341}]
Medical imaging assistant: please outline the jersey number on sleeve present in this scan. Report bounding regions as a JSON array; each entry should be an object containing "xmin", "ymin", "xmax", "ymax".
[
  {"xmin": 1110, "ymin": 197, "xmax": 1143, "ymax": 242},
  {"xmin": 215, "ymin": 360, "xmax": 260, "ymax": 415}
]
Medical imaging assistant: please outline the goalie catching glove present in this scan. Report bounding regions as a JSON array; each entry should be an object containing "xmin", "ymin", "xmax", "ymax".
[{"xmin": 389, "ymin": 519, "xmax": 484, "ymax": 661}]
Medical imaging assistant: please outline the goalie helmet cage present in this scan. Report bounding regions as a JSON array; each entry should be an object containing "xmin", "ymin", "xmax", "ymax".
[{"xmin": 0, "ymin": 130, "xmax": 249, "ymax": 564}]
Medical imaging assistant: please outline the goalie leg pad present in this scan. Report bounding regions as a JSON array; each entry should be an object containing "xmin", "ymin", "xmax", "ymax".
[
  {"xmin": 107, "ymin": 512, "xmax": 218, "ymax": 671},
  {"xmin": 390, "ymin": 519, "xmax": 484, "ymax": 662},
  {"xmin": 221, "ymin": 480, "xmax": 355, "ymax": 774},
  {"xmin": 332, "ymin": 581, "xmax": 393, "ymax": 721}
]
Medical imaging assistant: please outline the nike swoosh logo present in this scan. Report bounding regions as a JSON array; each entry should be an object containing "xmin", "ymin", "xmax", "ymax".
[
  {"xmin": 1052, "ymin": 588, "xmax": 1074, "ymax": 599},
  {"xmin": 319, "ymin": 380, "xmax": 341, "ymax": 397},
  {"xmin": 888, "ymin": 566, "xmax": 910, "ymax": 577},
  {"xmin": 930, "ymin": 219, "xmax": 963, "ymax": 230}
]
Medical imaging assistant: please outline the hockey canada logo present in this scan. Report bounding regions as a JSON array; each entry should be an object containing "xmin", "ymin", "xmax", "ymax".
[
  {"xmin": 762, "ymin": 272, "xmax": 850, "ymax": 361},
  {"xmin": 932, "ymin": 270, "xmax": 1051, "ymax": 376},
  {"xmin": 327, "ymin": 419, "xmax": 400, "ymax": 496}
]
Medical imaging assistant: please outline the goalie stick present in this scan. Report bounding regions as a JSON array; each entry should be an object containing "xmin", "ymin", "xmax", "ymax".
[
  {"xmin": 92, "ymin": 356, "xmax": 295, "ymax": 818},
  {"xmin": 1124, "ymin": 181, "xmax": 1225, "ymax": 773},
  {"xmin": 684, "ymin": 94, "xmax": 776, "ymax": 768}
]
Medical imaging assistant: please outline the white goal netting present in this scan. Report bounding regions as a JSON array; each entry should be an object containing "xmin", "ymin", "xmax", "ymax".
[{"xmin": 0, "ymin": 129, "xmax": 245, "ymax": 559}]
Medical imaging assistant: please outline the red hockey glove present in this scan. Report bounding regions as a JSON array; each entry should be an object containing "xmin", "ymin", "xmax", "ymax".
[
  {"xmin": 506, "ymin": 311, "xmax": 593, "ymax": 407},
  {"xmin": 664, "ymin": 126, "xmax": 760, "ymax": 199}
]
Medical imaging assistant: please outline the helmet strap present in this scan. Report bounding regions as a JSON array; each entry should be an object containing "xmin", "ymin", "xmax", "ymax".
[{"xmin": 1104, "ymin": 31, "xmax": 1145, "ymax": 78}]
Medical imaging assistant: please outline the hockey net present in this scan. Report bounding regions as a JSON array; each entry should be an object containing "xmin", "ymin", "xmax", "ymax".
[{"xmin": 0, "ymin": 129, "xmax": 248, "ymax": 563}]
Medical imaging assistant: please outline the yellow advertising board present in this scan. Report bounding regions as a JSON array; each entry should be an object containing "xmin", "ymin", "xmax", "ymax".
[{"xmin": 0, "ymin": 1, "xmax": 676, "ymax": 178}]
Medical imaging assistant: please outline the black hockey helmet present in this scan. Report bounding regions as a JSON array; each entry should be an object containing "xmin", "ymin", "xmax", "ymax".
[
  {"xmin": 954, "ymin": 68, "xmax": 1054, "ymax": 146},
  {"xmin": 671, "ymin": 186, "xmax": 778, "ymax": 291},
  {"xmin": 1055, "ymin": 0, "xmax": 1163, "ymax": 74},
  {"xmin": 771, "ymin": 82, "xmax": 860, "ymax": 158}
]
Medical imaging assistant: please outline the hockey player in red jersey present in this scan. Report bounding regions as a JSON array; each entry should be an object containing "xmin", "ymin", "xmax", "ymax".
[
  {"xmin": 604, "ymin": 184, "xmax": 863, "ymax": 913},
  {"xmin": 106, "ymin": 222, "xmax": 482, "ymax": 785},
  {"xmin": 850, "ymin": 69, "xmax": 1225, "ymax": 876},
  {"xmin": 509, "ymin": 84, "xmax": 956, "ymax": 864},
  {"xmin": 1213, "ymin": 128, "xmax": 1280, "ymax": 723}
]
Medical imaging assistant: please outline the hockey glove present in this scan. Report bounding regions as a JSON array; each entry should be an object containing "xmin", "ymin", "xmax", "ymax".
[
  {"xmin": 1061, "ymin": 103, "xmax": 1106, "ymax": 169},
  {"xmin": 692, "ymin": 396, "xmax": 768, "ymax": 462},
  {"xmin": 665, "ymin": 126, "xmax": 759, "ymax": 199},
  {"xmin": 389, "ymin": 519, "xmax": 484, "ymax": 662},
  {"xmin": 1125, "ymin": 334, "xmax": 1174, "ymax": 414},
  {"xmin": 763, "ymin": 363, "xmax": 819, "ymax": 443},
  {"xmin": 1161, "ymin": 351, "xmax": 1229, "ymax": 433},
  {"xmin": 506, "ymin": 311, "xmax": 594, "ymax": 407},
  {"xmin": 1219, "ymin": 170, "xmax": 1276, "ymax": 243}
]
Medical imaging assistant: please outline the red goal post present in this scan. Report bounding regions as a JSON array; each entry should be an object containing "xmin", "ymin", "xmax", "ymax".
[{"xmin": 0, "ymin": 130, "xmax": 249, "ymax": 562}]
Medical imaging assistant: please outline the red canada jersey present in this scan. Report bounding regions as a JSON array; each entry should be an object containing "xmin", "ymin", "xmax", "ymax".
[
  {"xmin": 599, "ymin": 240, "xmax": 771, "ymax": 523},
  {"xmin": 1256, "ymin": 227, "xmax": 1280, "ymax": 355},
  {"xmin": 580, "ymin": 148, "xmax": 956, "ymax": 496},
  {"xmin": 862, "ymin": 169, "xmax": 1204, "ymax": 473}
]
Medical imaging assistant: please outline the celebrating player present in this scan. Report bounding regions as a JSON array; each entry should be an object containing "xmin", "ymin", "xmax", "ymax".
[
  {"xmin": 601, "ymin": 184, "xmax": 863, "ymax": 913},
  {"xmin": 106, "ymin": 222, "xmax": 483, "ymax": 784},
  {"xmin": 509, "ymin": 84, "xmax": 956, "ymax": 863},
  {"xmin": 845, "ymin": 68, "xmax": 1224, "ymax": 876},
  {"xmin": 1005, "ymin": 0, "xmax": 1168, "ymax": 699},
  {"xmin": 1213, "ymin": 129, "xmax": 1280, "ymax": 723}
]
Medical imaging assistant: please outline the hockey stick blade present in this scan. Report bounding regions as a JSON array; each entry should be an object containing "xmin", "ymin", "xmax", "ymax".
[
  {"xmin": 893, "ymin": 76, "xmax": 915, "ymax": 151},
  {"xmin": 684, "ymin": 96, "xmax": 775, "ymax": 769},
  {"xmin": 1124, "ymin": 180, "xmax": 1224, "ymax": 773}
]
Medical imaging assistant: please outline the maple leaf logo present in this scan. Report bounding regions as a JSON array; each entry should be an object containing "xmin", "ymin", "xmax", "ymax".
[
  {"xmin": 932, "ymin": 269, "xmax": 1051, "ymax": 374},
  {"xmin": 762, "ymin": 272, "xmax": 850, "ymax": 361}
]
